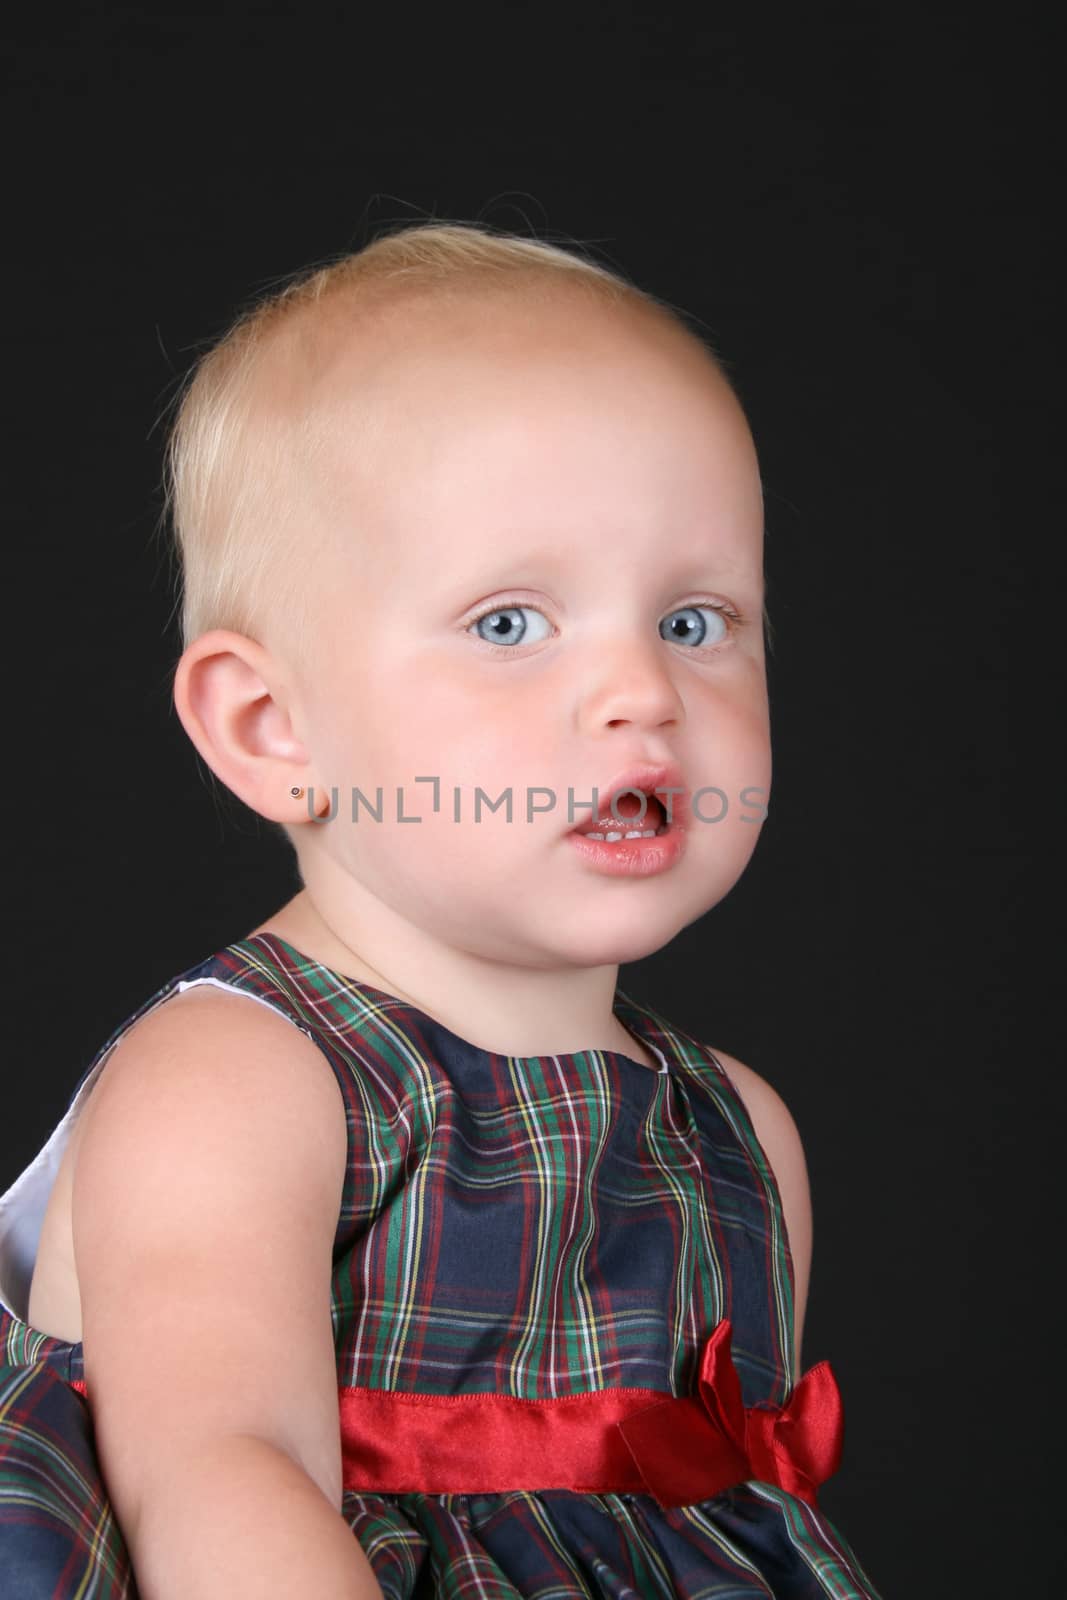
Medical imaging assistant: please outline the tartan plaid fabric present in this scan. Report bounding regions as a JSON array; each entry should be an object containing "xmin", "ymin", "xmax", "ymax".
[
  {"xmin": 0, "ymin": 932, "xmax": 882, "ymax": 1597},
  {"xmin": 0, "ymin": 1359, "xmax": 134, "ymax": 1597}
]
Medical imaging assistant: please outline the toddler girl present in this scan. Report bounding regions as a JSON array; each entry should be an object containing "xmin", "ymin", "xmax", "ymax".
[{"xmin": 0, "ymin": 221, "xmax": 882, "ymax": 1598}]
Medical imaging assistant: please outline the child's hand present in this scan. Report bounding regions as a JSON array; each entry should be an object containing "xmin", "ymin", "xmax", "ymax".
[{"xmin": 70, "ymin": 986, "xmax": 383, "ymax": 1598}]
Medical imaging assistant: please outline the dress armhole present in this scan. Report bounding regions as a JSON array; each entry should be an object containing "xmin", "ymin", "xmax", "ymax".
[
  {"xmin": 174, "ymin": 975, "xmax": 320, "ymax": 1039},
  {"xmin": 701, "ymin": 1046, "xmax": 799, "ymax": 1364}
]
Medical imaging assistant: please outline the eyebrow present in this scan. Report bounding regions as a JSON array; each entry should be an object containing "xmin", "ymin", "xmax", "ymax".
[
  {"xmin": 430, "ymin": 548, "xmax": 572, "ymax": 604},
  {"xmin": 439, "ymin": 549, "xmax": 759, "ymax": 592},
  {"xmin": 447, "ymin": 545, "xmax": 573, "ymax": 578}
]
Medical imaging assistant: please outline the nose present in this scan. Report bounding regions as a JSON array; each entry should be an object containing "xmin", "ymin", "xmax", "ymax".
[{"xmin": 576, "ymin": 630, "xmax": 686, "ymax": 734}]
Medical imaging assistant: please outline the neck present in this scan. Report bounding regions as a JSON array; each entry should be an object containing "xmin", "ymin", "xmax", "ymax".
[{"xmin": 249, "ymin": 884, "xmax": 655, "ymax": 1068}]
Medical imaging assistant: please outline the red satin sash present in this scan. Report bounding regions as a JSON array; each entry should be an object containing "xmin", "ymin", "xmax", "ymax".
[
  {"xmin": 337, "ymin": 1319, "xmax": 843, "ymax": 1508},
  {"xmin": 68, "ymin": 1318, "xmax": 843, "ymax": 1508}
]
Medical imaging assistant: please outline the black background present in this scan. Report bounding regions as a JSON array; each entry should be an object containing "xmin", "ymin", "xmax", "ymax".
[{"xmin": 1, "ymin": 7, "xmax": 1053, "ymax": 1596}]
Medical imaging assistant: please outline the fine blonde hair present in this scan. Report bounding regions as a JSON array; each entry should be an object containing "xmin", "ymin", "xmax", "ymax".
[{"xmin": 162, "ymin": 220, "xmax": 721, "ymax": 677}]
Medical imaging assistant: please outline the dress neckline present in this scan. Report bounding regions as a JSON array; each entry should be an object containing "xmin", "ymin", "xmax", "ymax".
[{"xmin": 241, "ymin": 930, "xmax": 671, "ymax": 1076}]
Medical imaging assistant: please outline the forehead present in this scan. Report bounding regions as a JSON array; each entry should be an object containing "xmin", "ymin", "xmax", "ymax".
[{"xmin": 288, "ymin": 285, "xmax": 762, "ymax": 588}]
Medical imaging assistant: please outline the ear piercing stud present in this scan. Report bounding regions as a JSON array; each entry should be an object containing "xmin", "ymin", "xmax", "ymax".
[{"xmin": 291, "ymin": 786, "xmax": 305, "ymax": 798}]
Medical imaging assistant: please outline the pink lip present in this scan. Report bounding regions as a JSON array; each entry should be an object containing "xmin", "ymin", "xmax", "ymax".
[
  {"xmin": 568, "ymin": 823, "xmax": 688, "ymax": 877},
  {"xmin": 568, "ymin": 760, "xmax": 692, "ymax": 837}
]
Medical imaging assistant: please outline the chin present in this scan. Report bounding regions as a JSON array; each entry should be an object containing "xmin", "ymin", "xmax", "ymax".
[{"xmin": 548, "ymin": 912, "xmax": 692, "ymax": 971}]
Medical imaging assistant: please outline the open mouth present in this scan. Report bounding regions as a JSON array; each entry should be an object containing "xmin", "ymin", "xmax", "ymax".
[{"xmin": 576, "ymin": 792, "xmax": 670, "ymax": 841}]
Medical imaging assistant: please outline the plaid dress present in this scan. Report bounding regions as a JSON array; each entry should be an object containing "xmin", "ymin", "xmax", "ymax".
[{"xmin": 0, "ymin": 932, "xmax": 882, "ymax": 1598}]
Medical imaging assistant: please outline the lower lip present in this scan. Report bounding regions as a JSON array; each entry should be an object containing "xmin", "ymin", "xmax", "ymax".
[{"xmin": 568, "ymin": 824, "xmax": 687, "ymax": 876}]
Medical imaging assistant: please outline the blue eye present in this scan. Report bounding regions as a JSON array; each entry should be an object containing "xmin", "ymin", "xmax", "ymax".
[
  {"xmin": 469, "ymin": 605, "xmax": 553, "ymax": 648},
  {"xmin": 659, "ymin": 606, "xmax": 732, "ymax": 647},
  {"xmin": 468, "ymin": 601, "xmax": 741, "ymax": 651}
]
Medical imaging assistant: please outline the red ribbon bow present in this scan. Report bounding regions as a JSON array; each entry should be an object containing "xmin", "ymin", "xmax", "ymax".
[{"xmin": 616, "ymin": 1318, "xmax": 844, "ymax": 1508}]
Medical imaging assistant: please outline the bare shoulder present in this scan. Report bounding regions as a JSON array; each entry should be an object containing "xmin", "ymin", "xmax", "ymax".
[
  {"xmin": 71, "ymin": 982, "xmax": 344, "ymax": 1148},
  {"xmin": 72, "ymin": 978, "xmax": 351, "ymax": 1269},
  {"xmin": 70, "ymin": 983, "xmax": 350, "ymax": 1548},
  {"xmin": 709, "ymin": 1047, "xmax": 813, "ymax": 1378}
]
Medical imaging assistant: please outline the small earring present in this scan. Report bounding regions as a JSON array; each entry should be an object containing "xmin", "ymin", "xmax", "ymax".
[{"xmin": 290, "ymin": 786, "xmax": 305, "ymax": 798}]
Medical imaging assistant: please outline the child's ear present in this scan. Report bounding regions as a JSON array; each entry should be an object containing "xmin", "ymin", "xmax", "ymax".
[{"xmin": 172, "ymin": 629, "xmax": 323, "ymax": 824}]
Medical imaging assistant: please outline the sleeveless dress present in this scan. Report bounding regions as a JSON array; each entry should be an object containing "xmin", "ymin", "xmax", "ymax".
[{"xmin": 0, "ymin": 932, "xmax": 882, "ymax": 1598}]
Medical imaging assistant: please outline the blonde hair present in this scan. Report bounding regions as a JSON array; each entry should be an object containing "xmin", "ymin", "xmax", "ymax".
[{"xmin": 162, "ymin": 220, "xmax": 719, "ymax": 675}]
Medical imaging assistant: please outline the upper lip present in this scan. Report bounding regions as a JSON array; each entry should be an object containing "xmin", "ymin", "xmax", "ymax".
[{"xmin": 569, "ymin": 760, "xmax": 690, "ymax": 835}]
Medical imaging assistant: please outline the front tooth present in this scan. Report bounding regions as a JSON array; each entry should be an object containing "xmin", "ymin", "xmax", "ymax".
[
  {"xmin": 583, "ymin": 829, "xmax": 659, "ymax": 843},
  {"xmin": 585, "ymin": 832, "xmax": 659, "ymax": 844}
]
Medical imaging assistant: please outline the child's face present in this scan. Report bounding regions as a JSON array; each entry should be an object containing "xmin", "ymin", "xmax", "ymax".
[{"xmin": 286, "ymin": 291, "xmax": 769, "ymax": 970}]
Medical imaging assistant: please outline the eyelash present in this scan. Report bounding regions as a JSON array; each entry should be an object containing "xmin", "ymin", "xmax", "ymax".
[{"xmin": 466, "ymin": 599, "xmax": 746, "ymax": 654}]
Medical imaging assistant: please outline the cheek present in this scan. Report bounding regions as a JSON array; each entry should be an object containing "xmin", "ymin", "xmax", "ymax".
[
  {"xmin": 733, "ymin": 698, "xmax": 773, "ymax": 781},
  {"xmin": 693, "ymin": 669, "xmax": 771, "ymax": 778},
  {"xmin": 714, "ymin": 696, "xmax": 773, "ymax": 846},
  {"xmin": 315, "ymin": 684, "xmax": 519, "ymax": 832},
  {"xmin": 366, "ymin": 657, "xmax": 543, "ymax": 777}
]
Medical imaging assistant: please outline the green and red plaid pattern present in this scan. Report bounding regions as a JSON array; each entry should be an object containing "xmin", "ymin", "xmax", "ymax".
[{"xmin": 0, "ymin": 932, "xmax": 882, "ymax": 1597}]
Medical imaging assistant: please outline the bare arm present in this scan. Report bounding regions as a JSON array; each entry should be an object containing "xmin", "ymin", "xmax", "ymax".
[
  {"xmin": 71, "ymin": 987, "xmax": 383, "ymax": 1599},
  {"xmin": 710, "ymin": 1049, "xmax": 813, "ymax": 1380}
]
